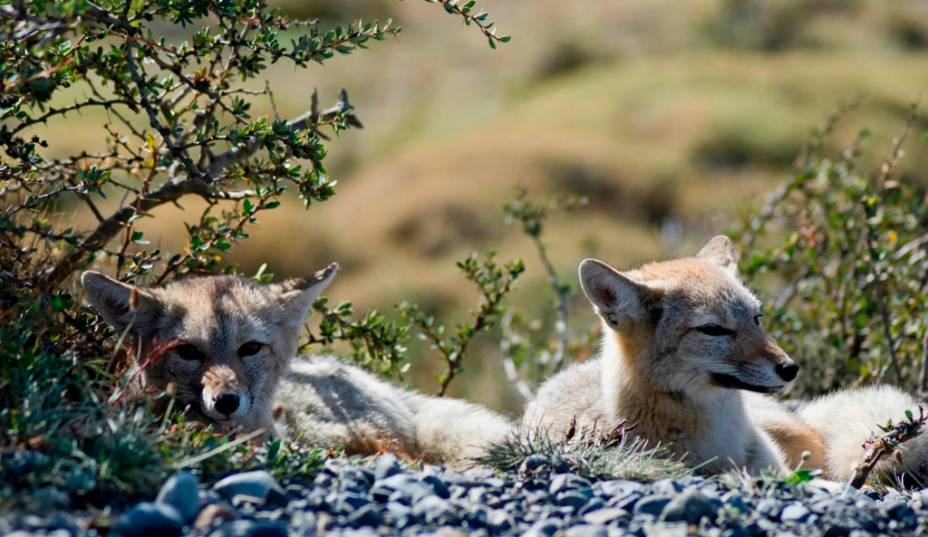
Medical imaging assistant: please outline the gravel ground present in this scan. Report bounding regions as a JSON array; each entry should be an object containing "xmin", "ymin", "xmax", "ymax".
[{"xmin": 3, "ymin": 454, "xmax": 928, "ymax": 536}]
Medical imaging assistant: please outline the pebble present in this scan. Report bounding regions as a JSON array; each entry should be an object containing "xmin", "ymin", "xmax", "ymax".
[
  {"xmin": 112, "ymin": 502, "xmax": 184, "ymax": 537},
  {"xmin": 582, "ymin": 507, "xmax": 628, "ymax": 524},
  {"xmin": 195, "ymin": 503, "xmax": 237, "ymax": 532},
  {"xmin": 213, "ymin": 471, "xmax": 285, "ymax": 505},
  {"xmin": 156, "ymin": 471, "xmax": 200, "ymax": 522},
  {"xmin": 780, "ymin": 502, "xmax": 811, "ymax": 522},
  {"xmin": 564, "ymin": 524, "xmax": 608, "ymax": 537},
  {"xmin": 373, "ymin": 453, "xmax": 402, "ymax": 481},
  {"xmin": 634, "ymin": 495, "xmax": 672, "ymax": 517},
  {"xmin": 661, "ymin": 488, "xmax": 718, "ymax": 523},
  {"xmin": 208, "ymin": 519, "xmax": 287, "ymax": 537}
]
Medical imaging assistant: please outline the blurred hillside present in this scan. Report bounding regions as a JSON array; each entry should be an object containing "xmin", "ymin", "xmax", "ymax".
[{"xmin": 39, "ymin": 0, "xmax": 928, "ymax": 411}]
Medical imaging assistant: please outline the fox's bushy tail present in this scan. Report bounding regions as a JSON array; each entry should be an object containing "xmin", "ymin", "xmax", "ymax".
[
  {"xmin": 404, "ymin": 393, "xmax": 514, "ymax": 465},
  {"xmin": 800, "ymin": 385, "xmax": 928, "ymax": 486}
]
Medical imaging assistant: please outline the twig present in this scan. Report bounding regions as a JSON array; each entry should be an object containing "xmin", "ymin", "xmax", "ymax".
[
  {"xmin": 849, "ymin": 406, "xmax": 927, "ymax": 488},
  {"xmin": 499, "ymin": 311, "xmax": 536, "ymax": 401},
  {"xmin": 265, "ymin": 79, "xmax": 280, "ymax": 121},
  {"xmin": 919, "ymin": 331, "xmax": 928, "ymax": 397},
  {"xmin": 869, "ymin": 103, "xmax": 918, "ymax": 383},
  {"xmin": 532, "ymin": 232, "xmax": 570, "ymax": 374},
  {"xmin": 426, "ymin": 0, "xmax": 510, "ymax": 47}
]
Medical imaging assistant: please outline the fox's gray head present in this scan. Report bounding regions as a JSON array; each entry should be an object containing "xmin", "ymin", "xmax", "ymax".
[
  {"xmin": 579, "ymin": 236, "xmax": 797, "ymax": 396},
  {"xmin": 81, "ymin": 264, "xmax": 338, "ymax": 430}
]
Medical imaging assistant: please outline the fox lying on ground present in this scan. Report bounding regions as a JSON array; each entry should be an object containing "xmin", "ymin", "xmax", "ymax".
[
  {"xmin": 81, "ymin": 265, "xmax": 512, "ymax": 465},
  {"xmin": 524, "ymin": 236, "xmax": 794, "ymax": 475},
  {"xmin": 524, "ymin": 236, "xmax": 928, "ymax": 484}
]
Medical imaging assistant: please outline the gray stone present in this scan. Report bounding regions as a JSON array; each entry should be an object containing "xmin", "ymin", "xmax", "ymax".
[
  {"xmin": 780, "ymin": 502, "xmax": 811, "ymax": 523},
  {"xmin": 412, "ymin": 495, "xmax": 455, "ymax": 524},
  {"xmin": 346, "ymin": 505, "xmax": 382, "ymax": 528},
  {"xmin": 634, "ymin": 495, "xmax": 672, "ymax": 517},
  {"xmin": 112, "ymin": 502, "xmax": 183, "ymax": 537},
  {"xmin": 487, "ymin": 509, "xmax": 511, "ymax": 530},
  {"xmin": 564, "ymin": 524, "xmax": 608, "ymax": 537},
  {"xmin": 520, "ymin": 454, "xmax": 548, "ymax": 474},
  {"xmin": 373, "ymin": 454, "xmax": 402, "ymax": 481},
  {"xmin": 721, "ymin": 527, "xmax": 750, "ymax": 537},
  {"xmin": 550, "ymin": 474, "xmax": 591, "ymax": 495},
  {"xmin": 641, "ymin": 527, "xmax": 687, "ymax": 537},
  {"xmin": 208, "ymin": 520, "xmax": 287, "ymax": 537},
  {"xmin": 595, "ymin": 480, "xmax": 643, "ymax": 499},
  {"xmin": 662, "ymin": 488, "xmax": 718, "ymax": 524},
  {"xmin": 524, "ymin": 519, "xmax": 559, "ymax": 537},
  {"xmin": 156, "ymin": 471, "xmax": 200, "ymax": 522},
  {"xmin": 756, "ymin": 498, "xmax": 782, "ymax": 518},
  {"xmin": 651, "ymin": 479, "xmax": 684, "ymax": 496},
  {"xmin": 582, "ymin": 507, "xmax": 628, "ymax": 525},
  {"xmin": 556, "ymin": 490, "xmax": 593, "ymax": 509},
  {"xmin": 724, "ymin": 494, "xmax": 749, "ymax": 514},
  {"xmin": 579, "ymin": 498, "xmax": 605, "ymax": 515},
  {"xmin": 338, "ymin": 493, "xmax": 369, "ymax": 512},
  {"xmin": 423, "ymin": 474, "xmax": 450, "ymax": 499},
  {"xmin": 371, "ymin": 474, "xmax": 433, "ymax": 503},
  {"xmin": 213, "ymin": 471, "xmax": 284, "ymax": 505}
]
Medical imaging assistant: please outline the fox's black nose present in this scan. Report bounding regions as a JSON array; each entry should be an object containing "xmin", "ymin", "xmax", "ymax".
[
  {"xmin": 775, "ymin": 363, "xmax": 799, "ymax": 382},
  {"xmin": 215, "ymin": 393, "xmax": 240, "ymax": 415}
]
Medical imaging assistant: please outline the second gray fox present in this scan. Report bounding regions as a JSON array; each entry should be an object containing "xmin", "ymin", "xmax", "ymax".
[
  {"xmin": 524, "ymin": 236, "xmax": 794, "ymax": 475},
  {"xmin": 525, "ymin": 236, "xmax": 928, "ymax": 484},
  {"xmin": 81, "ymin": 265, "xmax": 512, "ymax": 465}
]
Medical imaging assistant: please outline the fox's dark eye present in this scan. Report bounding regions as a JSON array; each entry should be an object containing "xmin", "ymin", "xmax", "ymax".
[
  {"xmin": 175, "ymin": 343, "xmax": 205, "ymax": 361},
  {"xmin": 238, "ymin": 341, "xmax": 264, "ymax": 357},
  {"xmin": 696, "ymin": 324, "xmax": 735, "ymax": 337}
]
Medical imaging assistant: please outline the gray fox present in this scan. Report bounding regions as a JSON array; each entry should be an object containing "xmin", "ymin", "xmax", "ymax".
[
  {"xmin": 81, "ymin": 265, "xmax": 512, "ymax": 465},
  {"xmin": 524, "ymin": 236, "xmax": 928, "ymax": 485},
  {"xmin": 523, "ymin": 236, "xmax": 794, "ymax": 474}
]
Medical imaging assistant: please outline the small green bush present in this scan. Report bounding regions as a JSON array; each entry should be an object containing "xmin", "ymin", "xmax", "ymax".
[
  {"xmin": 739, "ymin": 101, "xmax": 928, "ymax": 396},
  {"xmin": 0, "ymin": 0, "xmax": 506, "ymax": 507}
]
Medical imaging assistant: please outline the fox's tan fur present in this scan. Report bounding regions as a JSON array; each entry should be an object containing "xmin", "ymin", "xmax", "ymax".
[
  {"xmin": 525, "ymin": 237, "xmax": 928, "ymax": 484},
  {"xmin": 525, "ymin": 236, "xmax": 795, "ymax": 475},
  {"xmin": 795, "ymin": 385, "xmax": 928, "ymax": 485},
  {"xmin": 81, "ymin": 266, "xmax": 512, "ymax": 466}
]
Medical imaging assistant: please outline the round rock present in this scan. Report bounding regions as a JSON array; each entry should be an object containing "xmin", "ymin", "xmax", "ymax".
[
  {"xmin": 156, "ymin": 471, "xmax": 200, "ymax": 522},
  {"xmin": 662, "ymin": 488, "xmax": 718, "ymax": 524},
  {"xmin": 213, "ymin": 471, "xmax": 285, "ymax": 505},
  {"xmin": 112, "ymin": 502, "xmax": 184, "ymax": 537}
]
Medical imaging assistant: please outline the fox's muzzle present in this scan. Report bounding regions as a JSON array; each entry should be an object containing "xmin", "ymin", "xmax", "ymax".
[{"xmin": 201, "ymin": 364, "xmax": 251, "ymax": 420}]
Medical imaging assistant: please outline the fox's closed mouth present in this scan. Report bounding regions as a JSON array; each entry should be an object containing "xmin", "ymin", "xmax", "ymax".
[{"xmin": 709, "ymin": 372, "xmax": 782, "ymax": 393}]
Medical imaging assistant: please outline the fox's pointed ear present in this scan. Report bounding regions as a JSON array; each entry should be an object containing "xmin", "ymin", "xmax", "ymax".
[
  {"xmin": 579, "ymin": 259, "xmax": 659, "ymax": 326},
  {"xmin": 276, "ymin": 262, "xmax": 339, "ymax": 327},
  {"xmin": 696, "ymin": 235, "xmax": 738, "ymax": 277},
  {"xmin": 81, "ymin": 271, "xmax": 161, "ymax": 333}
]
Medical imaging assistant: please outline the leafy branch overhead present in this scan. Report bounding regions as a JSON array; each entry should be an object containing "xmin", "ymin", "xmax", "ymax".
[
  {"xmin": 1, "ymin": 0, "xmax": 507, "ymax": 294},
  {"xmin": 426, "ymin": 0, "xmax": 512, "ymax": 48},
  {"xmin": 300, "ymin": 298, "xmax": 410, "ymax": 378}
]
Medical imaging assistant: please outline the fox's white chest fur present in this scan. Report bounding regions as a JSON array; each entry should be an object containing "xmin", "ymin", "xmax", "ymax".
[
  {"xmin": 687, "ymin": 391, "xmax": 762, "ymax": 471},
  {"xmin": 526, "ymin": 350, "xmax": 785, "ymax": 475}
]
